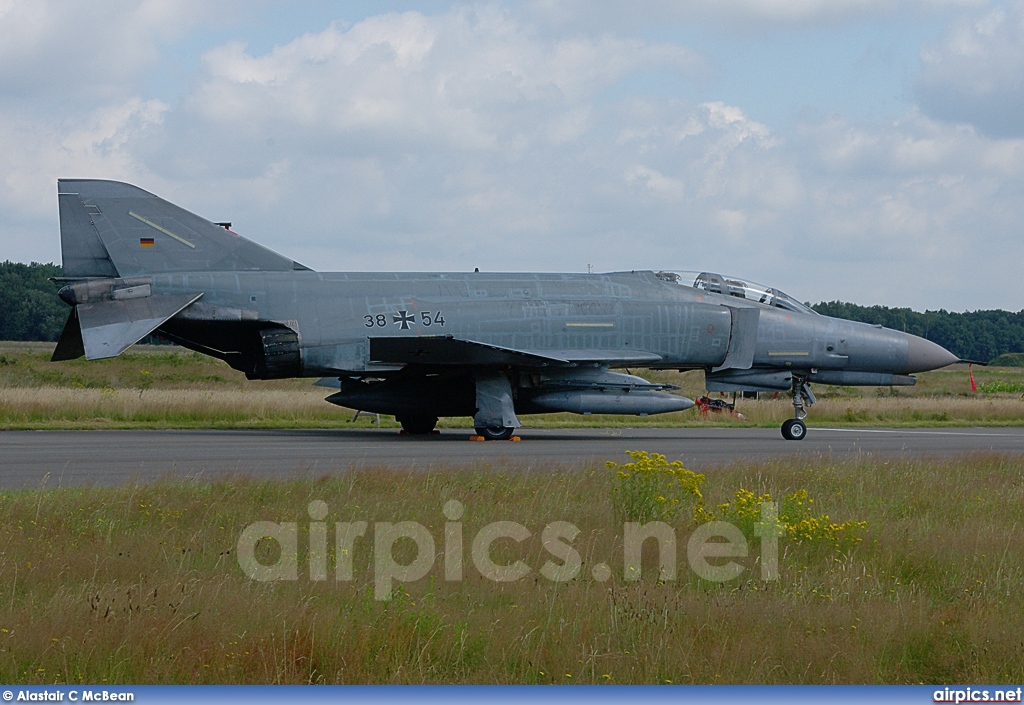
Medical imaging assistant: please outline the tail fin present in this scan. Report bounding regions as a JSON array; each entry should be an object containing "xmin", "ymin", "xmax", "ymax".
[{"xmin": 57, "ymin": 179, "xmax": 310, "ymax": 277}]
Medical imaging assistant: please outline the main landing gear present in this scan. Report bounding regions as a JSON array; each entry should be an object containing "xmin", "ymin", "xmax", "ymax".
[
  {"xmin": 781, "ymin": 373, "xmax": 815, "ymax": 441},
  {"xmin": 474, "ymin": 426, "xmax": 516, "ymax": 441},
  {"xmin": 471, "ymin": 371, "xmax": 520, "ymax": 441}
]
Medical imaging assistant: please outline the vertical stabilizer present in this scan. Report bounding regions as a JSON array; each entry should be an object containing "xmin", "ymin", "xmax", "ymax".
[
  {"xmin": 57, "ymin": 179, "xmax": 309, "ymax": 276},
  {"xmin": 59, "ymin": 191, "xmax": 119, "ymax": 277}
]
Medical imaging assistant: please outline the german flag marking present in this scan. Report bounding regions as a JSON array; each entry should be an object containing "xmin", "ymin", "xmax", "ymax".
[{"xmin": 140, "ymin": 238, "xmax": 155, "ymax": 247}]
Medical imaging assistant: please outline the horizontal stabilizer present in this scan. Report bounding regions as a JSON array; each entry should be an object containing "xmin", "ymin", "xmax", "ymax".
[{"xmin": 51, "ymin": 293, "xmax": 202, "ymax": 362}]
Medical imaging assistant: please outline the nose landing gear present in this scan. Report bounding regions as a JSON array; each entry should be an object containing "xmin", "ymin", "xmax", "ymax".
[
  {"xmin": 781, "ymin": 417, "xmax": 806, "ymax": 441},
  {"xmin": 782, "ymin": 373, "xmax": 815, "ymax": 441}
]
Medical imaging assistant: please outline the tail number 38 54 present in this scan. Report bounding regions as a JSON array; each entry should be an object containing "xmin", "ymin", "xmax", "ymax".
[{"xmin": 364, "ymin": 310, "xmax": 446, "ymax": 330}]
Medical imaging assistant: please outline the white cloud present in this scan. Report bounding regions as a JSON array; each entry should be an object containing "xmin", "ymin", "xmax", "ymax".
[
  {"xmin": 131, "ymin": 6, "xmax": 710, "ymax": 269},
  {"xmin": 2, "ymin": 1, "xmax": 1024, "ymax": 311},
  {"xmin": 624, "ymin": 165, "xmax": 686, "ymax": 199},
  {"xmin": 174, "ymin": 6, "xmax": 700, "ymax": 158},
  {"xmin": 0, "ymin": 98, "xmax": 168, "ymax": 216},
  {"xmin": 788, "ymin": 109, "xmax": 1024, "ymax": 305},
  {"xmin": 523, "ymin": 0, "xmax": 986, "ymax": 31},
  {"xmin": 0, "ymin": 0, "xmax": 241, "ymax": 247},
  {"xmin": 917, "ymin": 3, "xmax": 1024, "ymax": 137},
  {"xmin": 0, "ymin": 0, "xmax": 234, "ymax": 105}
]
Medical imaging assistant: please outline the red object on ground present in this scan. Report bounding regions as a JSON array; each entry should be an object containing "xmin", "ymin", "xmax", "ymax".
[{"xmin": 970, "ymin": 363, "xmax": 977, "ymax": 393}]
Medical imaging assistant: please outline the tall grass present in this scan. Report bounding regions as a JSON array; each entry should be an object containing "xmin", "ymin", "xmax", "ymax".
[
  {"xmin": 689, "ymin": 395, "xmax": 1024, "ymax": 427},
  {"xmin": 0, "ymin": 454, "xmax": 1021, "ymax": 683},
  {"xmin": 0, "ymin": 344, "xmax": 1022, "ymax": 428},
  {"xmin": 1, "ymin": 385, "xmax": 1021, "ymax": 429},
  {"xmin": 0, "ymin": 387, "xmax": 360, "ymax": 429}
]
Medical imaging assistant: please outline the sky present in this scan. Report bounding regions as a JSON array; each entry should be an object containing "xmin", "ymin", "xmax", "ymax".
[{"xmin": 1, "ymin": 0, "xmax": 1022, "ymax": 312}]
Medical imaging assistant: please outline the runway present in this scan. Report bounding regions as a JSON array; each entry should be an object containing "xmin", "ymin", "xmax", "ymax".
[{"xmin": 3, "ymin": 426, "xmax": 1024, "ymax": 488}]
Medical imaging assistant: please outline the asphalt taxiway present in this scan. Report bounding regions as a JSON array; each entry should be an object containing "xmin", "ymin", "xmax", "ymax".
[{"xmin": 3, "ymin": 426, "xmax": 1024, "ymax": 488}]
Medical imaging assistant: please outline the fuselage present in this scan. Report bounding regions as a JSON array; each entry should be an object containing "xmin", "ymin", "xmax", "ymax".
[{"xmin": 149, "ymin": 268, "xmax": 939, "ymax": 379}]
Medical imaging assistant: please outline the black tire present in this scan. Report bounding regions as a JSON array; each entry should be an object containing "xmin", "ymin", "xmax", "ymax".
[
  {"xmin": 781, "ymin": 418, "xmax": 807, "ymax": 441},
  {"xmin": 399, "ymin": 415, "xmax": 438, "ymax": 435},
  {"xmin": 474, "ymin": 426, "xmax": 515, "ymax": 441}
]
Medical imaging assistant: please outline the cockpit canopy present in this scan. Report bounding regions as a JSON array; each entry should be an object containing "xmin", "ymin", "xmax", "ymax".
[{"xmin": 655, "ymin": 271, "xmax": 817, "ymax": 315}]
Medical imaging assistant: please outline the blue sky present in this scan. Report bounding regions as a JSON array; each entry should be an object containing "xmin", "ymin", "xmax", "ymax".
[{"xmin": 1, "ymin": 0, "xmax": 1021, "ymax": 311}]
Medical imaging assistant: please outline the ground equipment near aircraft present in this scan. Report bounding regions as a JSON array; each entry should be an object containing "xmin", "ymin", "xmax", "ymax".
[{"xmin": 50, "ymin": 180, "xmax": 961, "ymax": 440}]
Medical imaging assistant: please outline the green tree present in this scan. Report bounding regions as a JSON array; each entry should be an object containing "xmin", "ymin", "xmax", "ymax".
[
  {"xmin": 0, "ymin": 262, "xmax": 67, "ymax": 341},
  {"xmin": 813, "ymin": 301, "xmax": 1024, "ymax": 363}
]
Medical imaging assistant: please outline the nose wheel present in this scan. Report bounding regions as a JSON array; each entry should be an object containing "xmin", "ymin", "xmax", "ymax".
[
  {"xmin": 781, "ymin": 418, "xmax": 806, "ymax": 441},
  {"xmin": 781, "ymin": 373, "xmax": 814, "ymax": 441}
]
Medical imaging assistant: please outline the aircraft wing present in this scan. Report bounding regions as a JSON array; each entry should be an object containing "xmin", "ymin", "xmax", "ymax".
[{"xmin": 368, "ymin": 335, "xmax": 662, "ymax": 368}]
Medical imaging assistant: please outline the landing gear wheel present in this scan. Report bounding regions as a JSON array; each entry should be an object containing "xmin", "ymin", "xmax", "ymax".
[
  {"xmin": 474, "ymin": 426, "xmax": 515, "ymax": 441},
  {"xmin": 781, "ymin": 418, "xmax": 807, "ymax": 441},
  {"xmin": 399, "ymin": 415, "xmax": 438, "ymax": 435}
]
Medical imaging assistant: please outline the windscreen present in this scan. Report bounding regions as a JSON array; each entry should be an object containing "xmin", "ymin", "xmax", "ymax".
[{"xmin": 655, "ymin": 271, "xmax": 817, "ymax": 315}]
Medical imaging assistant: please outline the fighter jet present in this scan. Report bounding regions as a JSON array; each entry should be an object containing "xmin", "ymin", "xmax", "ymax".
[{"xmin": 51, "ymin": 179, "xmax": 960, "ymax": 440}]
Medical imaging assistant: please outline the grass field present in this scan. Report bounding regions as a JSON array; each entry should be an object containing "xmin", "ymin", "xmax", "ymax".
[
  {"xmin": 0, "ymin": 453, "xmax": 1021, "ymax": 684},
  {"xmin": 2, "ymin": 342, "xmax": 1022, "ymax": 684},
  {"xmin": 0, "ymin": 342, "xmax": 1022, "ymax": 429}
]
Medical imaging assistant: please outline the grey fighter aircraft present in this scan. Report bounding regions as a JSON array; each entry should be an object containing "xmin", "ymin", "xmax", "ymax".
[{"xmin": 51, "ymin": 179, "xmax": 960, "ymax": 440}]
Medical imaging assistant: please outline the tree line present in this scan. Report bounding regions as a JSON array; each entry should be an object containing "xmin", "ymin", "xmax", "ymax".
[
  {"xmin": 811, "ymin": 301, "xmax": 1024, "ymax": 364},
  {"xmin": 0, "ymin": 261, "xmax": 66, "ymax": 342},
  {"xmin": 1, "ymin": 262, "xmax": 1021, "ymax": 363}
]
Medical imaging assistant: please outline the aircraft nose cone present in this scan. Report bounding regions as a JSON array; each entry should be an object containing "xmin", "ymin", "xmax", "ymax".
[{"xmin": 904, "ymin": 333, "xmax": 959, "ymax": 373}]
